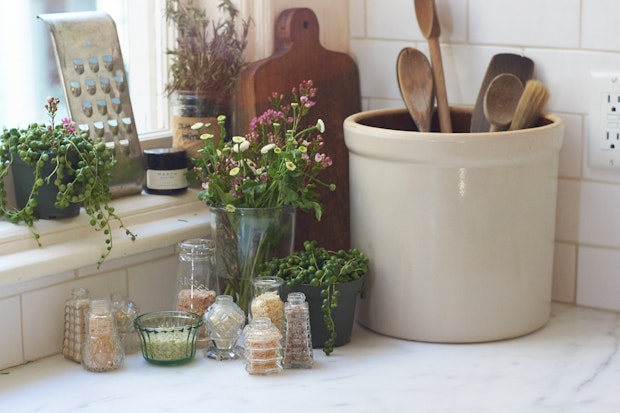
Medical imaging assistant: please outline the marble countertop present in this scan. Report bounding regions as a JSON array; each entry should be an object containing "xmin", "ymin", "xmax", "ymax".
[{"xmin": 2, "ymin": 302, "xmax": 620, "ymax": 412}]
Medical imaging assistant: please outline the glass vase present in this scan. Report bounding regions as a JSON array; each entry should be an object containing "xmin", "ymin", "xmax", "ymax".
[{"xmin": 211, "ymin": 206, "xmax": 296, "ymax": 315}]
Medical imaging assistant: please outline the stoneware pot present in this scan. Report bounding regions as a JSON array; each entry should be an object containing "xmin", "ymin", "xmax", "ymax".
[
  {"xmin": 12, "ymin": 154, "xmax": 80, "ymax": 219},
  {"xmin": 281, "ymin": 276, "xmax": 363, "ymax": 348},
  {"xmin": 344, "ymin": 107, "xmax": 564, "ymax": 343}
]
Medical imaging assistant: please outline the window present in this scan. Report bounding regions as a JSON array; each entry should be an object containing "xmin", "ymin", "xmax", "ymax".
[{"xmin": 0, "ymin": 0, "xmax": 168, "ymax": 136}]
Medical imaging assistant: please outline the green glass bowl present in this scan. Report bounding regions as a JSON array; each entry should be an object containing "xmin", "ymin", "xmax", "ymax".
[{"xmin": 134, "ymin": 310, "xmax": 203, "ymax": 366}]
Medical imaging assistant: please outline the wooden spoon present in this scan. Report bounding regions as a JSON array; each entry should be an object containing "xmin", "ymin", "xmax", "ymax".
[
  {"xmin": 397, "ymin": 47, "xmax": 435, "ymax": 132},
  {"xmin": 470, "ymin": 53, "xmax": 534, "ymax": 133},
  {"xmin": 414, "ymin": 0, "xmax": 452, "ymax": 133},
  {"xmin": 483, "ymin": 73, "xmax": 524, "ymax": 132}
]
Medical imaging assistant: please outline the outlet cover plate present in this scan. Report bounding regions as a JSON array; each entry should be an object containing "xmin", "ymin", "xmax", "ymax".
[{"xmin": 589, "ymin": 71, "xmax": 620, "ymax": 169}]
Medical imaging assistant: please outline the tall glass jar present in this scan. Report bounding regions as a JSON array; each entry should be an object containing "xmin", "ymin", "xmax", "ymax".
[
  {"xmin": 81, "ymin": 299, "xmax": 124, "ymax": 372},
  {"xmin": 283, "ymin": 292, "xmax": 313, "ymax": 369},
  {"xmin": 203, "ymin": 295, "xmax": 245, "ymax": 361},
  {"xmin": 169, "ymin": 91, "xmax": 232, "ymax": 159},
  {"xmin": 175, "ymin": 238, "xmax": 219, "ymax": 348},
  {"xmin": 242, "ymin": 317, "xmax": 283, "ymax": 375},
  {"xmin": 250, "ymin": 276, "xmax": 284, "ymax": 332},
  {"xmin": 62, "ymin": 287, "xmax": 90, "ymax": 363}
]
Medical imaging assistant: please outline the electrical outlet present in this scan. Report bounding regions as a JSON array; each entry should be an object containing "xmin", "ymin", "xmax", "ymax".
[{"xmin": 589, "ymin": 71, "xmax": 620, "ymax": 169}]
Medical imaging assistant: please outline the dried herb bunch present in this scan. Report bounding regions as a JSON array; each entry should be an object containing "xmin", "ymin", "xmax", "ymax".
[{"xmin": 165, "ymin": 0, "xmax": 250, "ymax": 102}]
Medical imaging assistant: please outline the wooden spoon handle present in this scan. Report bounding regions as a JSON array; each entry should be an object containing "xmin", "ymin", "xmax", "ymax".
[{"xmin": 428, "ymin": 37, "xmax": 452, "ymax": 133}]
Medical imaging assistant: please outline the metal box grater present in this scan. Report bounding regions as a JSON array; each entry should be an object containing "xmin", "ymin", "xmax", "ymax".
[{"xmin": 38, "ymin": 11, "xmax": 144, "ymax": 198}]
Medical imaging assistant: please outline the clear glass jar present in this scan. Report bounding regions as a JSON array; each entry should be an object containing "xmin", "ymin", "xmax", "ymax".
[
  {"xmin": 203, "ymin": 295, "xmax": 245, "ymax": 361},
  {"xmin": 110, "ymin": 291, "xmax": 141, "ymax": 355},
  {"xmin": 62, "ymin": 287, "xmax": 90, "ymax": 363},
  {"xmin": 175, "ymin": 238, "xmax": 219, "ymax": 348},
  {"xmin": 283, "ymin": 292, "xmax": 313, "ymax": 369},
  {"xmin": 250, "ymin": 276, "xmax": 284, "ymax": 332},
  {"xmin": 242, "ymin": 317, "xmax": 283, "ymax": 375},
  {"xmin": 81, "ymin": 299, "xmax": 124, "ymax": 372}
]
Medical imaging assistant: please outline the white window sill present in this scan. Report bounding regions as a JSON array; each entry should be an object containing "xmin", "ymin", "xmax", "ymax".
[{"xmin": 0, "ymin": 189, "xmax": 211, "ymax": 289}]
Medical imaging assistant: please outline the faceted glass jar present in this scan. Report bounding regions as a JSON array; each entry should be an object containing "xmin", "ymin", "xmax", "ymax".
[
  {"xmin": 175, "ymin": 238, "xmax": 219, "ymax": 348},
  {"xmin": 63, "ymin": 287, "xmax": 90, "ymax": 363},
  {"xmin": 203, "ymin": 295, "xmax": 245, "ymax": 360},
  {"xmin": 283, "ymin": 292, "xmax": 313, "ymax": 369},
  {"xmin": 250, "ymin": 276, "xmax": 284, "ymax": 332}
]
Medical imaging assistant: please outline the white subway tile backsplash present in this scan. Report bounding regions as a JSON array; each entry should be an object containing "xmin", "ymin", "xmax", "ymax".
[
  {"xmin": 579, "ymin": 181, "xmax": 620, "ymax": 248},
  {"xmin": 21, "ymin": 270, "xmax": 127, "ymax": 362},
  {"xmin": 127, "ymin": 255, "xmax": 177, "ymax": 314},
  {"xmin": 577, "ymin": 246, "xmax": 620, "ymax": 311},
  {"xmin": 0, "ymin": 297, "xmax": 23, "ymax": 370},
  {"xmin": 468, "ymin": 0, "xmax": 580, "ymax": 49},
  {"xmin": 582, "ymin": 0, "xmax": 620, "ymax": 51}
]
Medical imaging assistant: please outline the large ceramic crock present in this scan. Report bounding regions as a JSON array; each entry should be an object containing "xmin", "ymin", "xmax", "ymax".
[{"xmin": 344, "ymin": 107, "xmax": 564, "ymax": 343}]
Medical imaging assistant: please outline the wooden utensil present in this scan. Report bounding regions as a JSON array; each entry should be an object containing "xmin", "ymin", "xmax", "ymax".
[
  {"xmin": 414, "ymin": 0, "xmax": 452, "ymax": 133},
  {"xmin": 397, "ymin": 47, "xmax": 435, "ymax": 132},
  {"xmin": 508, "ymin": 80, "xmax": 550, "ymax": 131},
  {"xmin": 236, "ymin": 8, "xmax": 361, "ymax": 252},
  {"xmin": 483, "ymin": 73, "xmax": 524, "ymax": 132},
  {"xmin": 470, "ymin": 54, "xmax": 535, "ymax": 133}
]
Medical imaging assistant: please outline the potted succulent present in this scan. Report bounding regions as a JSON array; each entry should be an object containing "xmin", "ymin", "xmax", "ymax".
[
  {"xmin": 165, "ymin": 0, "xmax": 250, "ymax": 157},
  {"xmin": 0, "ymin": 97, "xmax": 136, "ymax": 268},
  {"xmin": 258, "ymin": 240, "xmax": 369, "ymax": 355}
]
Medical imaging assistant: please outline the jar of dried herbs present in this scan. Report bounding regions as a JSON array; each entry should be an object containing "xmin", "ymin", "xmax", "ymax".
[
  {"xmin": 242, "ymin": 317, "xmax": 283, "ymax": 375},
  {"xmin": 283, "ymin": 292, "xmax": 313, "ymax": 369},
  {"xmin": 250, "ymin": 276, "xmax": 284, "ymax": 332},
  {"xmin": 81, "ymin": 299, "xmax": 124, "ymax": 372}
]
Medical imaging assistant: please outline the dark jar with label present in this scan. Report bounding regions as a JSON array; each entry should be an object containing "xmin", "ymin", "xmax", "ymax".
[{"xmin": 143, "ymin": 147, "xmax": 188, "ymax": 195}]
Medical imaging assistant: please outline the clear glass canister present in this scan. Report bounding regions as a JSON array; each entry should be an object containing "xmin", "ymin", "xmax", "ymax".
[
  {"xmin": 203, "ymin": 295, "xmax": 245, "ymax": 361},
  {"xmin": 242, "ymin": 317, "xmax": 283, "ymax": 375},
  {"xmin": 283, "ymin": 292, "xmax": 313, "ymax": 369},
  {"xmin": 81, "ymin": 299, "xmax": 124, "ymax": 372},
  {"xmin": 110, "ymin": 291, "xmax": 141, "ymax": 355},
  {"xmin": 62, "ymin": 287, "xmax": 90, "ymax": 363},
  {"xmin": 250, "ymin": 276, "xmax": 284, "ymax": 332},
  {"xmin": 175, "ymin": 238, "xmax": 219, "ymax": 348}
]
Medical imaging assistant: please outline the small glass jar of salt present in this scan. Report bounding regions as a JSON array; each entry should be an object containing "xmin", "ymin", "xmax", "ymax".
[{"xmin": 203, "ymin": 295, "xmax": 245, "ymax": 360}]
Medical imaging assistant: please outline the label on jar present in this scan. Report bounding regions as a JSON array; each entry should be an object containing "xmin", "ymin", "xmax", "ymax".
[{"xmin": 146, "ymin": 168, "xmax": 188, "ymax": 190}]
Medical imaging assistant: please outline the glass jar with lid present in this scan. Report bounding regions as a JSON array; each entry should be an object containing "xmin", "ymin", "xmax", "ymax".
[
  {"xmin": 283, "ymin": 292, "xmax": 313, "ymax": 369},
  {"xmin": 250, "ymin": 276, "xmax": 284, "ymax": 332},
  {"xmin": 175, "ymin": 238, "xmax": 219, "ymax": 347},
  {"xmin": 203, "ymin": 295, "xmax": 245, "ymax": 360},
  {"xmin": 81, "ymin": 298, "xmax": 124, "ymax": 372},
  {"xmin": 242, "ymin": 316, "xmax": 283, "ymax": 375}
]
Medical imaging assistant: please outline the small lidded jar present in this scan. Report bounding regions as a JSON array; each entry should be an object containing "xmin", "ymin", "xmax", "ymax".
[
  {"xmin": 143, "ymin": 147, "xmax": 188, "ymax": 195},
  {"xmin": 203, "ymin": 295, "xmax": 245, "ymax": 360},
  {"xmin": 175, "ymin": 238, "xmax": 219, "ymax": 348},
  {"xmin": 242, "ymin": 317, "xmax": 283, "ymax": 375},
  {"xmin": 81, "ymin": 299, "xmax": 124, "ymax": 372},
  {"xmin": 250, "ymin": 276, "xmax": 284, "ymax": 332},
  {"xmin": 283, "ymin": 292, "xmax": 313, "ymax": 369},
  {"xmin": 110, "ymin": 291, "xmax": 141, "ymax": 355}
]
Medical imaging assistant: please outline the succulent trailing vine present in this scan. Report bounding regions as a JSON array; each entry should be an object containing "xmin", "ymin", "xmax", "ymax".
[
  {"xmin": 258, "ymin": 240, "xmax": 369, "ymax": 355},
  {"xmin": 0, "ymin": 97, "xmax": 136, "ymax": 268}
]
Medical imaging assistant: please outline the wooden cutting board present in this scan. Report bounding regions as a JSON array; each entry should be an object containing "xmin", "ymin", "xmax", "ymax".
[{"xmin": 236, "ymin": 7, "xmax": 361, "ymax": 251}]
